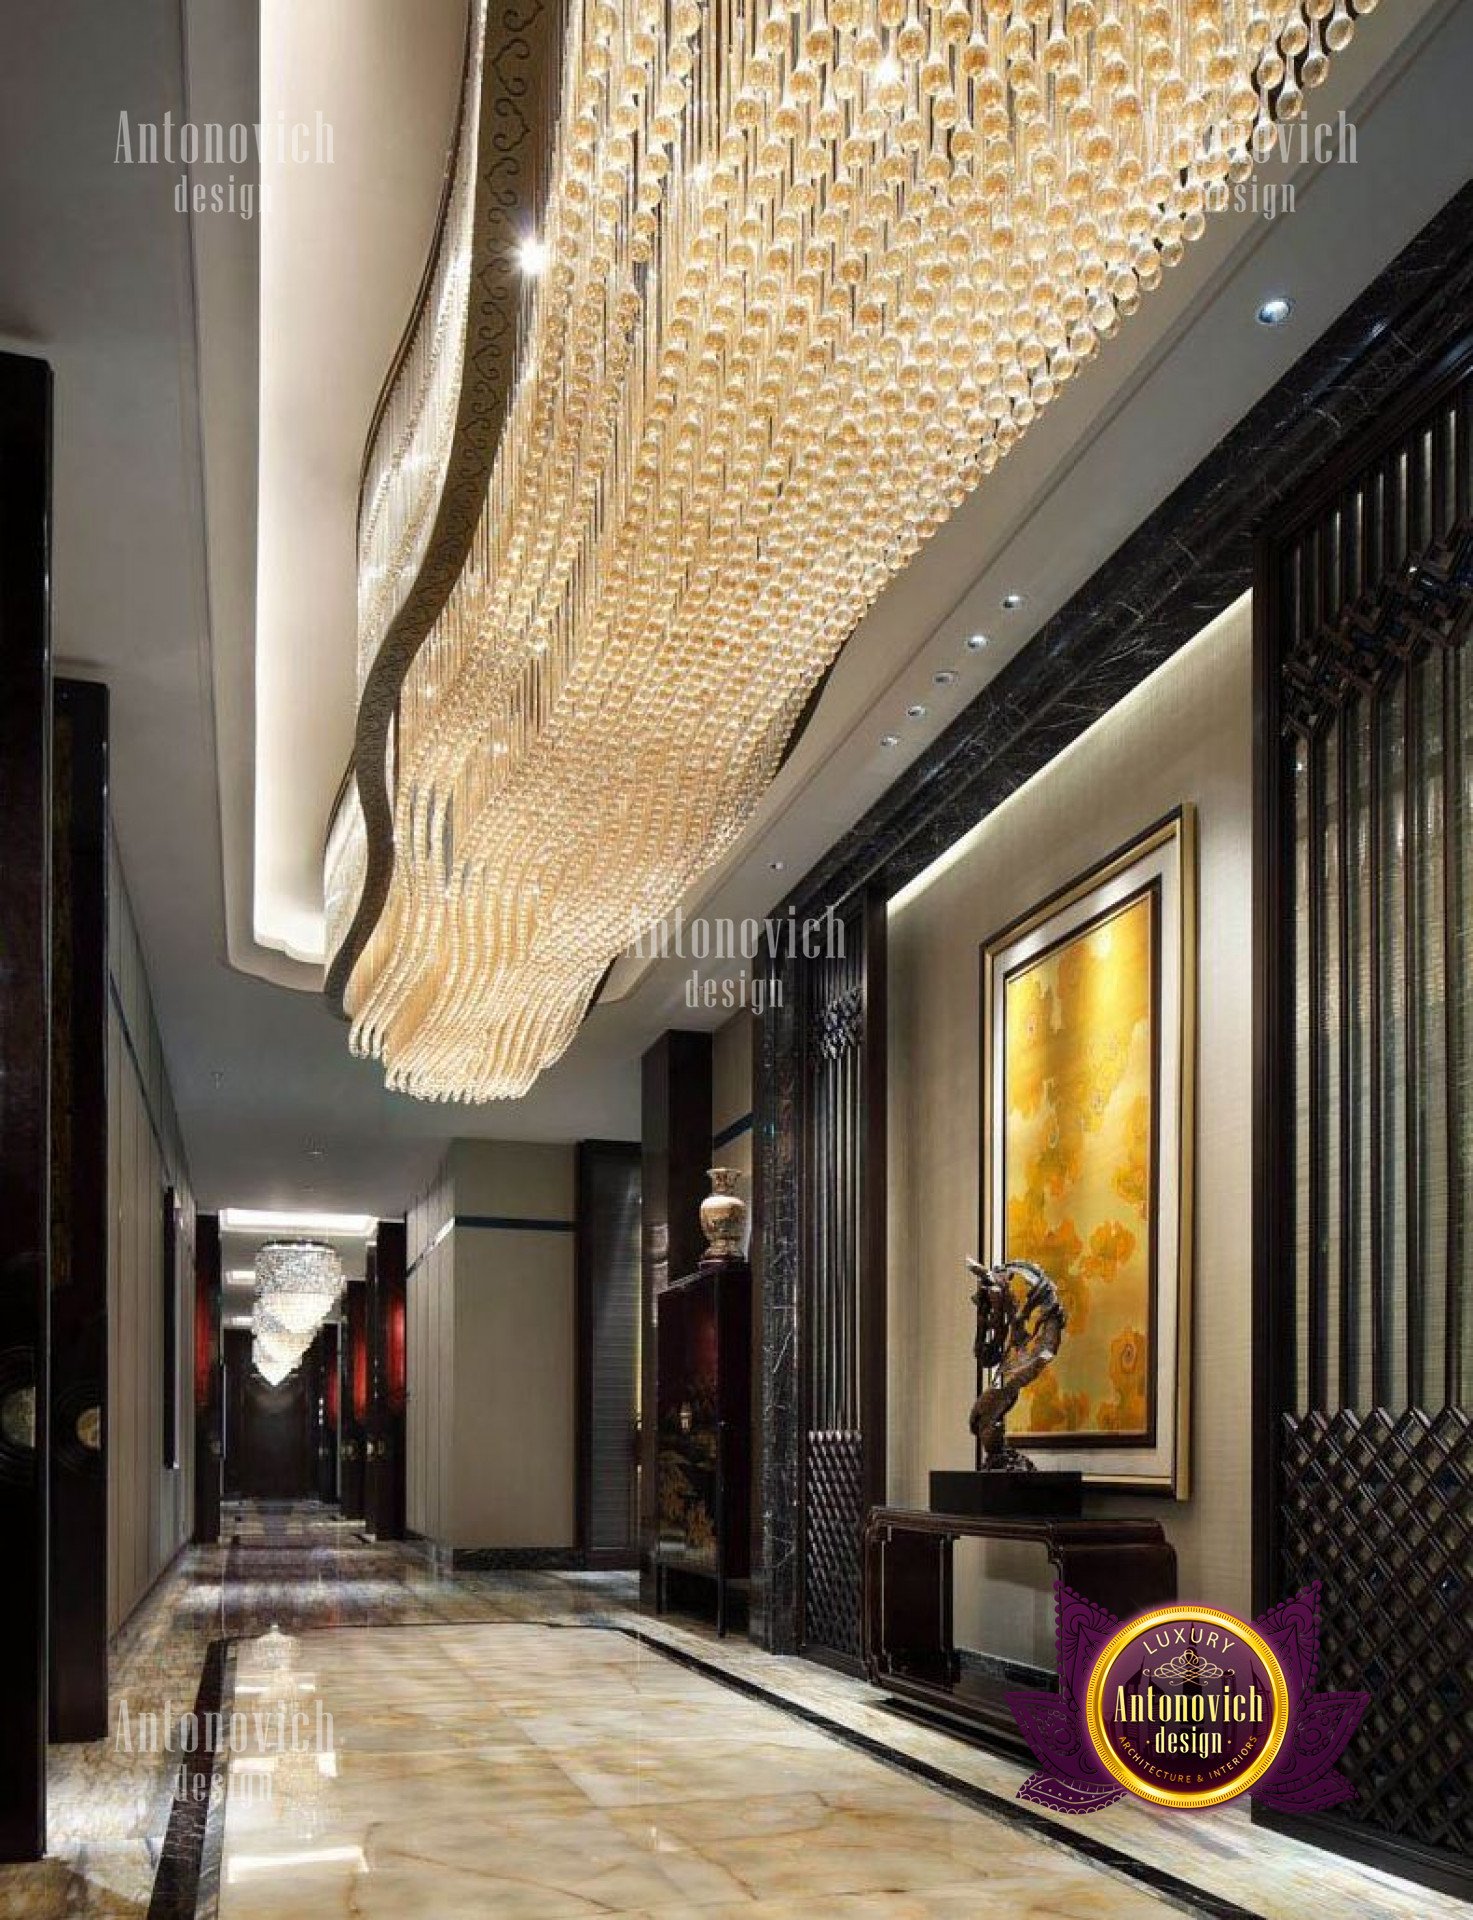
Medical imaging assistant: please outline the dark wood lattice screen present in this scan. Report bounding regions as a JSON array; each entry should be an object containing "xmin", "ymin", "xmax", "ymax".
[
  {"xmin": 800, "ymin": 897, "xmax": 885, "ymax": 1663},
  {"xmin": 1258, "ymin": 347, "xmax": 1473, "ymax": 1895}
]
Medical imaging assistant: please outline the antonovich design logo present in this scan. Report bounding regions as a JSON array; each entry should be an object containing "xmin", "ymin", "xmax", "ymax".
[{"xmin": 1008, "ymin": 1582, "xmax": 1368, "ymax": 1814}]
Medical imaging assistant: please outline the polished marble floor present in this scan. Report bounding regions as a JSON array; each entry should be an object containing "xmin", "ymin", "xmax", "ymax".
[
  {"xmin": 216, "ymin": 1621, "xmax": 1190, "ymax": 1919},
  {"xmin": 0, "ymin": 1503, "xmax": 1462, "ymax": 1920}
]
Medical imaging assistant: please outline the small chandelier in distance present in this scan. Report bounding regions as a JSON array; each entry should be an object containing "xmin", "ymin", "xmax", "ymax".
[{"xmin": 251, "ymin": 1241, "xmax": 345, "ymax": 1381}]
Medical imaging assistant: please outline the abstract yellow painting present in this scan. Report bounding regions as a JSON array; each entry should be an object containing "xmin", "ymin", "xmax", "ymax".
[
  {"xmin": 1001, "ymin": 888, "xmax": 1157, "ymax": 1443},
  {"xmin": 981, "ymin": 807, "xmax": 1194, "ymax": 1494}
]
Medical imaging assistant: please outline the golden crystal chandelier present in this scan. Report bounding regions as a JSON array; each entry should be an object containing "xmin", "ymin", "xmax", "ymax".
[{"xmin": 329, "ymin": 0, "xmax": 1372, "ymax": 1100}]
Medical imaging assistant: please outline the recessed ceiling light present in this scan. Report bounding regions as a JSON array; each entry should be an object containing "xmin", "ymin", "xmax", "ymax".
[
  {"xmin": 906, "ymin": 703, "xmax": 927, "ymax": 720},
  {"xmin": 880, "ymin": 733, "xmax": 900, "ymax": 748},
  {"xmin": 933, "ymin": 669, "xmax": 957, "ymax": 687},
  {"xmin": 1001, "ymin": 591, "xmax": 1025, "ymax": 610},
  {"xmin": 965, "ymin": 632, "xmax": 990, "ymax": 652},
  {"xmin": 517, "ymin": 235, "xmax": 550, "ymax": 275},
  {"xmin": 769, "ymin": 859, "xmax": 786, "ymax": 871},
  {"xmin": 1256, "ymin": 295, "xmax": 1294, "ymax": 327}
]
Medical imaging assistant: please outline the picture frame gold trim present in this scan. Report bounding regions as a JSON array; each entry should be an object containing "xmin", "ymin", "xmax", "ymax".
[{"xmin": 979, "ymin": 806, "xmax": 1196, "ymax": 1497}]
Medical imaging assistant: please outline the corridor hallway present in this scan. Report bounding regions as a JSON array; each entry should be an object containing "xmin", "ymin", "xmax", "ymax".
[{"xmin": 0, "ymin": 1503, "xmax": 1462, "ymax": 1920}]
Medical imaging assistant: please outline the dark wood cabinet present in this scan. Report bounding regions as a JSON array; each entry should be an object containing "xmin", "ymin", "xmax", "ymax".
[{"xmin": 653, "ymin": 1261, "xmax": 750, "ymax": 1635}]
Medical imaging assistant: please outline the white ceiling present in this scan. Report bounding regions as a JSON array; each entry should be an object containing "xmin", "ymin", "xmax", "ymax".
[
  {"xmin": 252, "ymin": 0, "xmax": 466, "ymax": 967},
  {"xmin": 3, "ymin": 0, "xmax": 1472, "ymax": 1216}
]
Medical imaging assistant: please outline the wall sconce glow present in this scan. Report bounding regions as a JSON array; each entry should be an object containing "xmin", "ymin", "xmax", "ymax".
[
  {"xmin": 221, "ymin": 1208, "xmax": 376, "ymax": 1237},
  {"xmin": 517, "ymin": 234, "xmax": 549, "ymax": 276},
  {"xmin": 1256, "ymin": 295, "xmax": 1296, "ymax": 327}
]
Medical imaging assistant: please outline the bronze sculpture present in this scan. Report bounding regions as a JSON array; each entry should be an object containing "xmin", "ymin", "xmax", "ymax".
[{"xmin": 967, "ymin": 1257, "xmax": 1067, "ymax": 1472}]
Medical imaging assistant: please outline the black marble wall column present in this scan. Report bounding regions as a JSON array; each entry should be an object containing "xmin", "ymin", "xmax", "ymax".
[
  {"xmin": 49, "ymin": 677, "xmax": 109, "ymax": 1740},
  {"xmin": 639, "ymin": 1032, "xmax": 711, "ymax": 1601},
  {"xmin": 316, "ymin": 1322, "xmax": 340, "ymax": 1506},
  {"xmin": 365, "ymin": 1220, "xmax": 406, "ymax": 1539},
  {"xmin": 0, "ymin": 350, "xmax": 52, "ymax": 1860},
  {"xmin": 193, "ymin": 1214, "xmax": 222, "ymax": 1542},
  {"xmin": 751, "ymin": 961, "xmax": 801, "ymax": 1652},
  {"xmin": 340, "ymin": 1277, "xmax": 368, "ymax": 1521}
]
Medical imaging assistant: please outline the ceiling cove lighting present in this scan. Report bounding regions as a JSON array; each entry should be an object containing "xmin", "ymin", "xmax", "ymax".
[
  {"xmin": 329, "ymin": 0, "xmax": 1373, "ymax": 1102},
  {"xmin": 221, "ymin": 1208, "xmax": 376, "ymax": 1237}
]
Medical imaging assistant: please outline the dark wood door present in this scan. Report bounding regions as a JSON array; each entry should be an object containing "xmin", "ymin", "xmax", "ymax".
[
  {"xmin": 224, "ymin": 1328, "xmax": 315, "ymax": 1501},
  {"xmin": 0, "ymin": 348, "xmax": 52, "ymax": 1860}
]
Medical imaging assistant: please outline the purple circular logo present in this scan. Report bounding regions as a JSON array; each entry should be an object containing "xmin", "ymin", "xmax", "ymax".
[{"xmin": 1084, "ymin": 1605, "xmax": 1292, "ymax": 1809}]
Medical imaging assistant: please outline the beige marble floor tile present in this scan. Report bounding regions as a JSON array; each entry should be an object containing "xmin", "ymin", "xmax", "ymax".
[{"xmin": 7, "ymin": 1507, "xmax": 1462, "ymax": 1920}]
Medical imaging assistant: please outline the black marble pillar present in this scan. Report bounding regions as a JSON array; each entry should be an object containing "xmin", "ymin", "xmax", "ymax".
[
  {"xmin": 365, "ymin": 1220, "xmax": 406, "ymax": 1539},
  {"xmin": 750, "ymin": 958, "xmax": 801, "ymax": 1653},
  {"xmin": 48, "ymin": 677, "xmax": 109, "ymax": 1740},
  {"xmin": 0, "ymin": 351, "xmax": 52, "ymax": 1860},
  {"xmin": 193, "ymin": 1214, "xmax": 222, "ymax": 1542},
  {"xmin": 315, "ymin": 1322, "xmax": 340, "ymax": 1505},
  {"xmin": 639, "ymin": 1031, "xmax": 711, "ymax": 1601},
  {"xmin": 339, "ymin": 1277, "xmax": 368, "ymax": 1521}
]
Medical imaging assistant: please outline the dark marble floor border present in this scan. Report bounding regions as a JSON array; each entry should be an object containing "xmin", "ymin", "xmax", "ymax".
[
  {"xmin": 191, "ymin": 1644, "xmax": 236, "ymax": 1920},
  {"xmin": 609, "ymin": 1624, "xmax": 1266, "ymax": 1920},
  {"xmin": 145, "ymin": 1635, "xmax": 229, "ymax": 1920},
  {"xmin": 451, "ymin": 1545, "xmax": 586, "ymax": 1571}
]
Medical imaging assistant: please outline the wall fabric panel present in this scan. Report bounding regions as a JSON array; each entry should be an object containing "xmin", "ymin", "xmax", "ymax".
[
  {"xmin": 106, "ymin": 826, "xmax": 194, "ymax": 1636},
  {"xmin": 406, "ymin": 1146, "xmax": 575, "ymax": 1556},
  {"xmin": 888, "ymin": 595, "xmax": 1253, "ymax": 1661},
  {"xmin": 453, "ymin": 1226, "xmax": 576, "ymax": 1549}
]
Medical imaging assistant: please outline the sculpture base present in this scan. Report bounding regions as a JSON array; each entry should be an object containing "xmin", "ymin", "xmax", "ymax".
[{"xmin": 929, "ymin": 1469, "xmax": 1083, "ymax": 1518}]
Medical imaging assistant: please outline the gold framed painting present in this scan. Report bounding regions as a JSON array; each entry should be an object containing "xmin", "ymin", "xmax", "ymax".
[{"xmin": 980, "ymin": 808, "xmax": 1195, "ymax": 1496}]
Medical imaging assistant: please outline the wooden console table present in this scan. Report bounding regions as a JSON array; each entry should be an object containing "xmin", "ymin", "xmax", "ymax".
[{"xmin": 863, "ymin": 1506, "xmax": 1177, "ymax": 1753}]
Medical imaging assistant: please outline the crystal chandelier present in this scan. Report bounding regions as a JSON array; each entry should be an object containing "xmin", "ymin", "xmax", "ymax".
[
  {"xmin": 329, "ymin": 0, "xmax": 1373, "ymax": 1101},
  {"xmin": 251, "ymin": 1241, "xmax": 345, "ymax": 1381},
  {"xmin": 251, "ymin": 1300, "xmax": 313, "ymax": 1384}
]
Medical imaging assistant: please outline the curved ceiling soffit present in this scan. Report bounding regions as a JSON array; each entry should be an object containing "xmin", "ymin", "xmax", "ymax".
[{"xmin": 324, "ymin": 0, "xmax": 563, "ymax": 1013}]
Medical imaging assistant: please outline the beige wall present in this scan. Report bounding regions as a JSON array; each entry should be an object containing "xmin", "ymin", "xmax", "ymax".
[
  {"xmin": 107, "ymin": 827, "xmax": 194, "ymax": 1636},
  {"xmin": 406, "ymin": 1142, "xmax": 577, "ymax": 1552},
  {"xmin": 887, "ymin": 596, "xmax": 1254, "ymax": 1660},
  {"xmin": 711, "ymin": 1011, "xmax": 753, "ymax": 1242}
]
